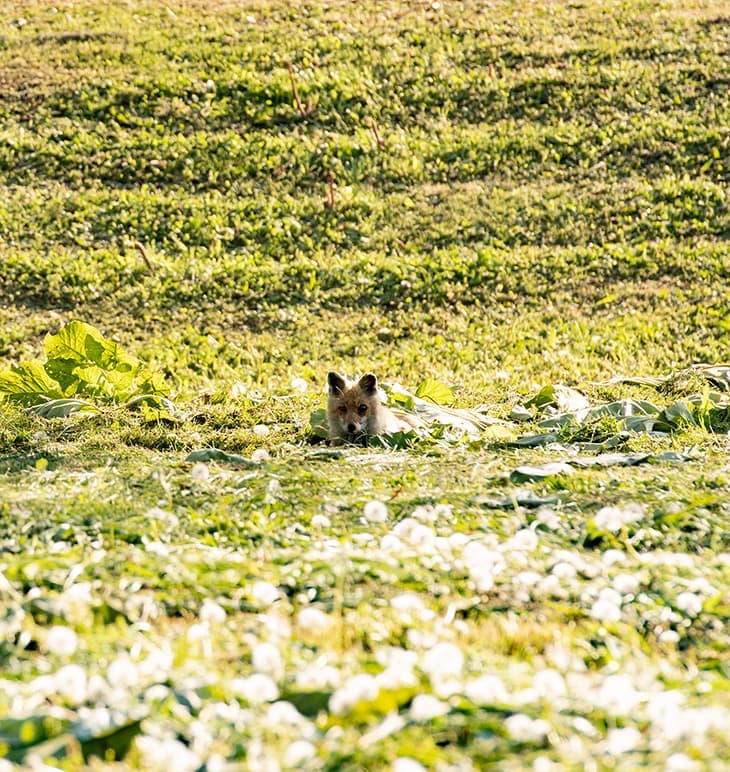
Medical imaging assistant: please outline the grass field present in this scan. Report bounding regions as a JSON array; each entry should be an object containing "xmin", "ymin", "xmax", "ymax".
[{"xmin": 1, "ymin": 0, "xmax": 729, "ymax": 768}]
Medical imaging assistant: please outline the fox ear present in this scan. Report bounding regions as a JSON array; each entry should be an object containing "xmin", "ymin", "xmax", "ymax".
[
  {"xmin": 328, "ymin": 371, "xmax": 346, "ymax": 395},
  {"xmin": 358, "ymin": 373, "xmax": 378, "ymax": 395}
]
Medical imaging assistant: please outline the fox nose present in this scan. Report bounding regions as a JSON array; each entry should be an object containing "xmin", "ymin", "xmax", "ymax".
[{"xmin": 347, "ymin": 422, "xmax": 356, "ymax": 433}]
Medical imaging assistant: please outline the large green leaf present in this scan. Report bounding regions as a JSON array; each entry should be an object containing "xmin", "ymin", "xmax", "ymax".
[
  {"xmin": 44, "ymin": 320, "xmax": 113, "ymax": 366},
  {"xmin": 415, "ymin": 378, "xmax": 455, "ymax": 406},
  {"xmin": 0, "ymin": 361, "xmax": 64, "ymax": 405}
]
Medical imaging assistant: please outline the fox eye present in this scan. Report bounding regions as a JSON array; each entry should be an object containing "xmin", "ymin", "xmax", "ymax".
[
  {"xmin": 338, "ymin": 405, "xmax": 347, "ymax": 414},
  {"xmin": 357, "ymin": 404, "xmax": 368, "ymax": 414}
]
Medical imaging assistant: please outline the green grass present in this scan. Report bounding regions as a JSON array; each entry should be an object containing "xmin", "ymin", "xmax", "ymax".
[{"xmin": 1, "ymin": 0, "xmax": 729, "ymax": 768}]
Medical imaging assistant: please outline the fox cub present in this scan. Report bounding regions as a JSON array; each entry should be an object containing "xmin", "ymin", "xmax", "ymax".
[{"xmin": 327, "ymin": 372, "xmax": 420, "ymax": 444}]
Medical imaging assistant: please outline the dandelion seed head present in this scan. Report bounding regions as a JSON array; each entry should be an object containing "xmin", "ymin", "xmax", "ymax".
[
  {"xmin": 231, "ymin": 673, "xmax": 279, "ymax": 704},
  {"xmin": 46, "ymin": 625, "xmax": 78, "ymax": 657},
  {"xmin": 613, "ymin": 573, "xmax": 640, "ymax": 595},
  {"xmin": 54, "ymin": 663, "xmax": 87, "ymax": 703},
  {"xmin": 534, "ymin": 668, "xmax": 567, "ymax": 699},
  {"xmin": 602, "ymin": 726, "xmax": 642, "ymax": 755},
  {"xmin": 465, "ymin": 673, "xmax": 508, "ymax": 705},
  {"xmin": 505, "ymin": 713, "xmax": 550, "ymax": 742},
  {"xmin": 199, "ymin": 599, "xmax": 226, "ymax": 625},
  {"xmin": 392, "ymin": 758, "xmax": 427, "ymax": 772},
  {"xmin": 135, "ymin": 735, "xmax": 201, "ymax": 772},
  {"xmin": 409, "ymin": 693, "xmax": 450, "ymax": 721},
  {"xmin": 594, "ymin": 506, "xmax": 624, "ymax": 532},
  {"xmin": 602, "ymin": 549, "xmax": 626, "ymax": 565},
  {"xmin": 251, "ymin": 642, "xmax": 284, "ymax": 680},
  {"xmin": 504, "ymin": 528, "xmax": 539, "ymax": 552},
  {"xmin": 329, "ymin": 673, "xmax": 379, "ymax": 715},
  {"xmin": 676, "ymin": 591, "xmax": 702, "ymax": 617},
  {"xmin": 665, "ymin": 753, "xmax": 700, "ymax": 771},
  {"xmin": 363, "ymin": 500, "xmax": 388, "ymax": 523},
  {"xmin": 191, "ymin": 462, "xmax": 210, "ymax": 483},
  {"xmin": 251, "ymin": 580, "xmax": 280, "ymax": 607},
  {"xmin": 107, "ymin": 656, "xmax": 139, "ymax": 689},
  {"xmin": 283, "ymin": 739, "xmax": 316, "ymax": 767},
  {"xmin": 297, "ymin": 606, "xmax": 333, "ymax": 635},
  {"xmin": 421, "ymin": 642, "xmax": 464, "ymax": 680},
  {"xmin": 551, "ymin": 561, "xmax": 577, "ymax": 579}
]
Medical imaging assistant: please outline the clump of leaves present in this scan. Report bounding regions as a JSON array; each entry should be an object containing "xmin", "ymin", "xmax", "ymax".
[{"xmin": 0, "ymin": 321, "xmax": 175, "ymax": 420}]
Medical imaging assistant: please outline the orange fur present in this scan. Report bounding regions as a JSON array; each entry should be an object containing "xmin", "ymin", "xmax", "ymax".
[{"xmin": 327, "ymin": 372, "xmax": 420, "ymax": 444}]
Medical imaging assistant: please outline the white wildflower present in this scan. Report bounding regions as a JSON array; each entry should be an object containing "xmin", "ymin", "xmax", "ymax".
[
  {"xmin": 613, "ymin": 573, "xmax": 640, "ymax": 595},
  {"xmin": 311, "ymin": 514, "xmax": 331, "ymax": 527},
  {"xmin": 409, "ymin": 694, "xmax": 450, "ymax": 721},
  {"xmin": 421, "ymin": 642, "xmax": 464, "ymax": 681},
  {"xmin": 251, "ymin": 581, "xmax": 280, "ymax": 606},
  {"xmin": 187, "ymin": 622, "xmax": 210, "ymax": 643},
  {"xmin": 358, "ymin": 712, "xmax": 406, "ymax": 748},
  {"xmin": 392, "ymin": 518, "xmax": 436, "ymax": 551},
  {"xmin": 665, "ymin": 753, "xmax": 700, "ymax": 771},
  {"xmin": 231, "ymin": 673, "xmax": 279, "ymax": 704},
  {"xmin": 251, "ymin": 642, "xmax": 284, "ymax": 680},
  {"xmin": 363, "ymin": 500, "xmax": 389, "ymax": 523},
  {"xmin": 594, "ymin": 502, "xmax": 643, "ymax": 532},
  {"xmin": 46, "ymin": 625, "xmax": 78, "ymax": 657},
  {"xmin": 551, "ymin": 561, "xmax": 577, "ymax": 579},
  {"xmin": 135, "ymin": 736, "xmax": 201, "ymax": 772},
  {"xmin": 297, "ymin": 607, "xmax": 333, "ymax": 635},
  {"xmin": 392, "ymin": 759, "xmax": 427, "ymax": 772},
  {"xmin": 505, "ymin": 713, "xmax": 550, "ymax": 742},
  {"xmin": 264, "ymin": 700, "xmax": 303, "ymax": 725},
  {"xmin": 231, "ymin": 381, "xmax": 248, "ymax": 398},
  {"xmin": 54, "ymin": 664, "xmax": 87, "ymax": 703},
  {"xmin": 602, "ymin": 726, "xmax": 642, "ymax": 755},
  {"xmin": 504, "ymin": 529, "xmax": 539, "ymax": 552},
  {"xmin": 659, "ymin": 629, "xmax": 680, "ymax": 644},
  {"xmin": 283, "ymin": 739, "xmax": 316, "ymax": 767},
  {"xmin": 596, "ymin": 674, "xmax": 643, "ymax": 714},
  {"xmin": 465, "ymin": 674, "xmax": 508, "ymax": 705},
  {"xmin": 253, "ymin": 424, "xmax": 270, "ymax": 437},
  {"xmin": 146, "ymin": 541, "xmax": 170, "ymax": 557},
  {"xmin": 376, "ymin": 664, "xmax": 417, "ymax": 689},
  {"xmin": 675, "ymin": 592, "xmax": 702, "ymax": 617},
  {"xmin": 516, "ymin": 570, "xmax": 542, "ymax": 586},
  {"xmin": 251, "ymin": 448, "xmax": 270, "ymax": 462},
  {"xmin": 295, "ymin": 662, "xmax": 340, "ymax": 690},
  {"xmin": 191, "ymin": 462, "xmax": 210, "ymax": 483},
  {"xmin": 329, "ymin": 673, "xmax": 379, "ymax": 715},
  {"xmin": 572, "ymin": 716, "xmax": 600, "ymax": 737},
  {"xmin": 200, "ymin": 599, "xmax": 226, "ymax": 624},
  {"xmin": 470, "ymin": 566, "xmax": 494, "ymax": 593},
  {"xmin": 602, "ymin": 549, "xmax": 626, "ymax": 565},
  {"xmin": 533, "ymin": 669, "xmax": 566, "ymax": 699},
  {"xmin": 290, "ymin": 377, "xmax": 309, "ymax": 393},
  {"xmin": 594, "ymin": 506, "xmax": 624, "ymax": 532},
  {"xmin": 107, "ymin": 657, "xmax": 139, "ymax": 689},
  {"xmin": 536, "ymin": 506, "xmax": 560, "ymax": 530},
  {"xmin": 590, "ymin": 587, "xmax": 623, "ymax": 622}
]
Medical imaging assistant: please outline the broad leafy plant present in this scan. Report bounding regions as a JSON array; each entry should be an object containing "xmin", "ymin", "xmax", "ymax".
[{"xmin": 0, "ymin": 321, "xmax": 176, "ymax": 421}]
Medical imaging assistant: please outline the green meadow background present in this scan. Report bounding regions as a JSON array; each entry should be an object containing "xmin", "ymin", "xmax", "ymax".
[{"xmin": 0, "ymin": 1, "xmax": 728, "ymax": 768}]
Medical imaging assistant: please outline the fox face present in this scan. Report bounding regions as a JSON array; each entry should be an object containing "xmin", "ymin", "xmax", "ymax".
[{"xmin": 327, "ymin": 372, "xmax": 379, "ymax": 442}]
